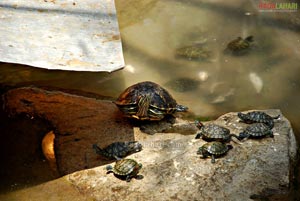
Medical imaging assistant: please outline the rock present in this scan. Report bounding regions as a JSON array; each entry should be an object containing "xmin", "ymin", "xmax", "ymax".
[
  {"xmin": 2, "ymin": 87, "xmax": 135, "ymax": 175},
  {"xmin": 64, "ymin": 110, "xmax": 297, "ymax": 201},
  {"xmin": 2, "ymin": 87, "xmax": 298, "ymax": 200},
  {"xmin": 2, "ymin": 87, "xmax": 196, "ymax": 175}
]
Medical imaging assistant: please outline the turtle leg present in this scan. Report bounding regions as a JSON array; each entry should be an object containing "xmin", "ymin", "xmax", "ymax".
[
  {"xmin": 200, "ymin": 152, "xmax": 208, "ymax": 159},
  {"xmin": 268, "ymin": 130, "xmax": 274, "ymax": 138},
  {"xmin": 126, "ymin": 175, "xmax": 133, "ymax": 182},
  {"xmin": 113, "ymin": 155, "xmax": 122, "ymax": 160},
  {"xmin": 195, "ymin": 132, "xmax": 203, "ymax": 139},
  {"xmin": 211, "ymin": 155, "xmax": 216, "ymax": 163}
]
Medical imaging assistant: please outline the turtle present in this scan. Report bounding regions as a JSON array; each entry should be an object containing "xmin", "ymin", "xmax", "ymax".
[
  {"xmin": 106, "ymin": 158, "xmax": 142, "ymax": 182},
  {"xmin": 197, "ymin": 141, "xmax": 233, "ymax": 163},
  {"xmin": 92, "ymin": 141, "xmax": 142, "ymax": 160},
  {"xmin": 195, "ymin": 121, "xmax": 240, "ymax": 142},
  {"xmin": 114, "ymin": 81, "xmax": 188, "ymax": 120},
  {"xmin": 238, "ymin": 111, "xmax": 280, "ymax": 129},
  {"xmin": 225, "ymin": 36, "xmax": 254, "ymax": 55},
  {"xmin": 238, "ymin": 123, "xmax": 274, "ymax": 140},
  {"xmin": 175, "ymin": 44, "xmax": 212, "ymax": 61}
]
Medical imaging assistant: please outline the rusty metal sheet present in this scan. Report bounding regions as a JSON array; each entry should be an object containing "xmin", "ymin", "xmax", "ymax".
[{"xmin": 0, "ymin": 0, "xmax": 124, "ymax": 72}]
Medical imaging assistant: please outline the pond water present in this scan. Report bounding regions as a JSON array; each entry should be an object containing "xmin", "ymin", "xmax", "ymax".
[{"xmin": 0, "ymin": 0, "xmax": 299, "ymax": 198}]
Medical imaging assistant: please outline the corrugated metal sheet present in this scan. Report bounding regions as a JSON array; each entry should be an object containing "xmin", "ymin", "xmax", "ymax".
[{"xmin": 0, "ymin": 0, "xmax": 124, "ymax": 72}]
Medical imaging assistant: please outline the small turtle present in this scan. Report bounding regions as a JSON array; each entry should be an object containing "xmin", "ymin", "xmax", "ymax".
[
  {"xmin": 238, "ymin": 123, "xmax": 274, "ymax": 140},
  {"xmin": 226, "ymin": 36, "xmax": 254, "ymax": 54},
  {"xmin": 238, "ymin": 111, "xmax": 280, "ymax": 129},
  {"xmin": 93, "ymin": 141, "xmax": 142, "ymax": 160},
  {"xmin": 175, "ymin": 44, "xmax": 212, "ymax": 61},
  {"xmin": 114, "ymin": 81, "xmax": 188, "ymax": 121},
  {"xmin": 106, "ymin": 158, "xmax": 142, "ymax": 182},
  {"xmin": 195, "ymin": 121, "xmax": 240, "ymax": 142},
  {"xmin": 197, "ymin": 142, "xmax": 233, "ymax": 163}
]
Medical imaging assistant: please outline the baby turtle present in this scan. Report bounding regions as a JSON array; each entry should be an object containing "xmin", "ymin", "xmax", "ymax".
[
  {"xmin": 226, "ymin": 36, "xmax": 254, "ymax": 54},
  {"xmin": 114, "ymin": 81, "xmax": 188, "ymax": 120},
  {"xmin": 175, "ymin": 44, "xmax": 212, "ymax": 61},
  {"xmin": 106, "ymin": 158, "xmax": 142, "ymax": 182},
  {"xmin": 238, "ymin": 123, "xmax": 274, "ymax": 140},
  {"xmin": 93, "ymin": 141, "xmax": 142, "ymax": 160},
  {"xmin": 197, "ymin": 142, "xmax": 233, "ymax": 163},
  {"xmin": 238, "ymin": 111, "xmax": 280, "ymax": 129},
  {"xmin": 195, "ymin": 121, "xmax": 240, "ymax": 142}
]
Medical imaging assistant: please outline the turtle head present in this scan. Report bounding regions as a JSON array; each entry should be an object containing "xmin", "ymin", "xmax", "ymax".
[
  {"xmin": 106, "ymin": 165, "xmax": 113, "ymax": 172},
  {"xmin": 175, "ymin": 104, "xmax": 188, "ymax": 112},
  {"xmin": 138, "ymin": 163, "xmax": 143, "ymax": 170},
  {"xmin": 197, "ymin": 147, "xmax": 204, "ymax": 155},
  {"xmin": 127, "ymin": 141, "xmax": 143, "ymax": 152},
  {"xmin": 245, "ymin": 36, "xmax": 254, "ymax": 42},
  {"xmin": 238, "ymin": 132, "xmax": 247, "ymax": 140},
  {"xmin": 194, "ymin": 120, "xmax": 204, "ymax": 129},
  {"xmin": 237, "ymin": 112, "xmax": 248, "ymax": 121}
]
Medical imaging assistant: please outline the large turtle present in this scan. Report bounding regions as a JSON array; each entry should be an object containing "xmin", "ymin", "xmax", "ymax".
[
  {"xmin": 238, "ymin": 111, "xmax": 280, "ymax": 129},
  {"xmin": 195, "ymin": 121, "xmax": 240, "ymax": 142},
  {"xmin": 238, "ymin": 123, "xmax": 274, "ymax": 140},
  {"xmin": 106, "ymin": 158, "xmax": 142, "ymax": 182},
  {"xmin": 114, "ymin": 81, "xmax": 188, "ymax": 120},
  {"xmin": 197, "ymin": 141, "xmax": 233, "ymax": 163},
  {"xmin": 93, "ymin": 141, "xmax": 142, "ymax": 160}
]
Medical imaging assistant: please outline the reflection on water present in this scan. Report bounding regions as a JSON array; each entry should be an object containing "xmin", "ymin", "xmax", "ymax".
[{"xmin": 0, "ymin": 0, "xmax": 299, "ymax": 196}]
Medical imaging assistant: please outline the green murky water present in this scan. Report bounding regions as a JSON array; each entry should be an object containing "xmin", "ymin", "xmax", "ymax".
[{"xmin": 0, "ymin": 0, "xmax": 299, "ymax": 198}]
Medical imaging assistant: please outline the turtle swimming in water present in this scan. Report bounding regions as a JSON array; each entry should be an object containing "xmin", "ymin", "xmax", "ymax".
[
  {"xmin": 225, "ymin": 36, "xmax": 254, "ymax": 55},
  {"xmin": 106, "ymin": 158, "xmax": 142, "ymax": 182},
  {"xmin": 238, "ymin": 123, "xmax": 274, "ymax": 140},
  {"xmin": 114, "ymin": 81, "xmax": 188, "ymax": 120},
  {"xmin": 93, "ymin": 141, "xmax": 142, "ymax": 160},
  {"xmin": 175, "ymin": 44, "xmax": 212, "ymax": 61},
  {"xmin": 238, "ymin": 111, "xmax": 280, "ymax": 129},
  {"xmin": 195, "ymin": 121, "xmax": 240, "ymax": 142},
  {"xmin": 197, "ymin": 141, "xmax": 233, "ymax": 163}
]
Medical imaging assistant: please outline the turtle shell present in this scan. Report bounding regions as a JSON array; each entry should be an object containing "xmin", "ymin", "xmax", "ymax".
[
  {"xmin": 196, "ymin": 123, "xmax": 231, "ymax": 142},
  {"xmin": 241, "ymin": 123, "xmax": 273, "ymax": 138},
  {"xmin": 197, "ymin": 141, "xmax": 232, "ymax": 163},
  {"xmin": 238, "ymin": 111, "xmax": 279, "ymax": 129},
  {"xmin": 202, "ymin": 142, "xmax": 230, "ymax": 155},
  {"xmin": 227, "ymin": 36, "xmax": 253, "ymax": 52},
  {"xmin": 115, "ymin": 81, "xmax": 188, "ymax": 120},
  {"xmin": 93, "ymin": 141, "xmax": 142, "ymax": 160},
  {"xmin": 112, "ymin": 159, "xmax": 142, "ymax": 176}
]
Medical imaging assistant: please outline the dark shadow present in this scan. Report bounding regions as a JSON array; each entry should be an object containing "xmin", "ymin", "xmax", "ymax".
[{"xmin": 0, "ymin": 94, "xmax": 59, "ymax": 193}]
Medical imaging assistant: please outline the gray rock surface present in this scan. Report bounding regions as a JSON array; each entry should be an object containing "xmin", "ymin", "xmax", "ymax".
[{"xmin": 66, "ymin": 109, "xmax": 297, "ymax": 201}]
